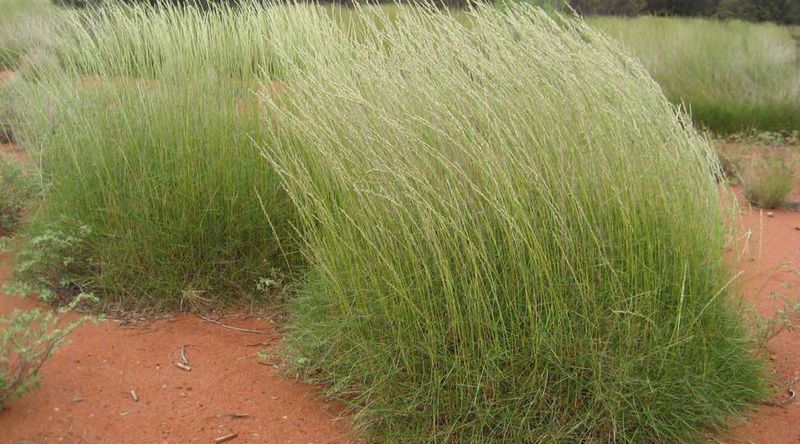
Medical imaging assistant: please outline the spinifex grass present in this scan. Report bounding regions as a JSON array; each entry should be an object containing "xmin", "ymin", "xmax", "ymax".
[
  {"xmin": 263, "ymin": 5, "xmax": 766, "ymax": 442},
  {"xmin": 741, "ymin": 156, "xmax": 795, "ymax": 209},
  {"xmin": 10, "ymin": 2, "xmax": 337, "ymax": 310},
  {"xmin": 590, "ymin": 16, "xmax": 800, "ymax": 134}
]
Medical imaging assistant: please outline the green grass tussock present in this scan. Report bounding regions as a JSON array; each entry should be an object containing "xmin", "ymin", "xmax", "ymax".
[
  {"xmin": 0, "ymin": 156, "xmax": 35, "ymax": 236},
  {"xmin": 9, "ymin": 2, "xmax": 337, "ymax": 310},
  {"xmin": 264, "ymin": 5, "xmax": 766, "ymax": 442},
  {"xmin": 741, "ymin": 157, "xmax": 795, "ymax": 209},
  {"xmin": 591, "ymin": 16, "xmax": 800, "ymax": 134}
]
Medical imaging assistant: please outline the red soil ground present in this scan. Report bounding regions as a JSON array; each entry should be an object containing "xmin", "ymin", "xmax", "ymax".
[
  {"xmin": 2, "ymin": 69, "xmax": 799, "ymax": 442},
  {"xmin": 0, "ymin": 257, "xmax": 354, "ymax": 444},
  {"xmin": 724, "ymin": 196, "xmax": 800, "ymax": 444}
]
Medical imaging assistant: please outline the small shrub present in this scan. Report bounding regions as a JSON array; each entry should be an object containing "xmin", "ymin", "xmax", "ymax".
[
  {"xmin": 0, "ymin": 307, "xmax": 83, "ymax": 412},
  {"xmin": 0, "ymin": 157, "xmax": 35, "ymax": 236},
  {"xmin": 716, "ymin": 149, "xmax": 742, "ymax": 183},
  {"xmin": 755, "ymin": 294, "xmax": 800, "ymax": 348},
  {"xmin": 742, "ymin": 156, "xmax": 794, "ymax": 209},
  {"xmin": 11, "ymin": 219, "xmax": 94, "ymax": 306}
]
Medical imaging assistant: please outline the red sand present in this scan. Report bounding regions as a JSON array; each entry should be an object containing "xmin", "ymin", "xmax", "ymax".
[
  {"xmin": 0, "ymin": 253, "xmax": 354, "ymax": 443},
  {"xmin": 724, "ymin": 199, "xmax": 800, "ymax": 443}
]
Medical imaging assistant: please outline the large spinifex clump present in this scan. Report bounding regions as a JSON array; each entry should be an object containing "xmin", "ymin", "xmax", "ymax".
[
  {"xmin": 9, "ymin": 2, "xmax": 337, "ymax": 309},
  {"xmin": 264, "ymin": 5, "xmax": 765, "ymax": 442}
]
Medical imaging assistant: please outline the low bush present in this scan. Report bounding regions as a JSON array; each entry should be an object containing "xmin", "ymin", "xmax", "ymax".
[
  {"xmin": 590, "ymin": 16, "xmax": 800, "ymax": 134},
  {"xmin": 265, "ymin": 4, "xmax": 766, "ymax": 442},
  {"xmin": 9, "ymin": 2, "xmax": 337, "ymax": 310},
  {"xmin": 0, "ymin": 307, "xmax": 83, "ymax": 412},
  {"xmin": 0, "ymin": 157, "xmax": 35, "ymax": 236},
  {"xmin": 741, "ymin": 156, "xmax": 794, "ymax": 209},
  {"xmin": 10, "ymin": 219, "xmax": 94, "ymax": 306},
  {"xmin": 716, "ymin": 149, "xmax": 742, "ymax": 183}
]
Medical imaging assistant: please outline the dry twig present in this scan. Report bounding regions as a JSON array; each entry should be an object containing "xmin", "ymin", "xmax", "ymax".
[
  {"xmin": 199, "ymin": 315, "xmax": 269, "ymax": 335},
  {"xmin": 175, "ymin": 362, "xmax": 192, "ymax": 372},
  {"xmin": 180, "ymin": 344, "xmax": 191, "ymax": 365},
  {"xmin": 214, "ymin": 432, "xmax": 238, "ymax": 443}
]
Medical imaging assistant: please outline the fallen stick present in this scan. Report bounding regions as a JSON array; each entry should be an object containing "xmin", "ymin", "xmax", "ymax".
[
  {"xmin": 180, "ymin": 345, "xmax": 191, "ymax": 365},
  {"xmin": 199, "ymin": 315, "xmax": 269, "ymax": 335},
  {"xmin": 175, "ymin": 362, "xmax": 192, "ymax": 372},
  {"xmin": 214, "ymin": 432, "xmax": 238, "ymax": 443},
  {"xmin": 229, "ymin": 413, "xmax": 250, "ymax": 419}
]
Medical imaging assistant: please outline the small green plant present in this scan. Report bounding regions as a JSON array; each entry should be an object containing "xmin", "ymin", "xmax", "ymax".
[
  {"xmin": 716, "ymin": 149, "xmax": 742, "ymax": 183},
  {"xmin": 755, "ymin": 294, "xmax": 800, "ymax": 348},
  {"xmin": 0, "ymin": 157, "xmax": 35, "ymax": 236},
  {"xmin": 11, "ymin": 219, "xmax": 94, "ymax": 307},
  {"xmin": 742, "ymin": 157, "xmax": 794, "ymax": 209},
  {"xmin": 0, "ymin": 306, "xmax": 84, "ymax": 412}
]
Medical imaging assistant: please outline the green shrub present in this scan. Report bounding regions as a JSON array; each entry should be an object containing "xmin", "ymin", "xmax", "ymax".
[
  {"xmin": 265, "ymin": 5, "xmax": 766, "ymax": 442},
  {"xmin": 590, "ymin": 16, "xmax": 800, "ymax": 134},
  {"xmin": 0, "ymin": 157, "xmax": 35, "ymax": 236},
  {"xmin": 0, "ymin": 307, "xmax": 83, "ymax": 412},
  {"xmin": 11, "ymin": 219, "xmax": 94, "ymax": 306},
  {"xmin": 742, "ymin": 156, "xmax": 794, "ymax": 209},
  {"xmin": 8, "ymin": 2, "xmax": 337, "ymax": 310},
  {"xmin": 716, "ymin": 149, "xmax": 742, "ymax": 183}
]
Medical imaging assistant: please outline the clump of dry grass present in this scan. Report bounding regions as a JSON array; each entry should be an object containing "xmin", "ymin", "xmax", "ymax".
[{"xmin": 742, "ymin": 157, "xmax": 795, "ymax": 209}]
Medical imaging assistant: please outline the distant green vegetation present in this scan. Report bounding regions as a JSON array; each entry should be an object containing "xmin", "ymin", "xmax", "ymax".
[
  {"xmin": 0, "ymin": 0, "xmax": 55, "ymax": 70},
  {"xmin": 591, "ymin": 16, "xmax": 800, "ymax": 134}
]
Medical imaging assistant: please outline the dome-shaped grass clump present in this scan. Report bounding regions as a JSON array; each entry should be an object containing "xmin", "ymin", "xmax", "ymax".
[
  {"xmin": 7, "ymin": 2, "xmax": 337, "ymax": 309},
  {"xmin": 263, "ymin": 5, "xmax": 766, "ymax": 442}
]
